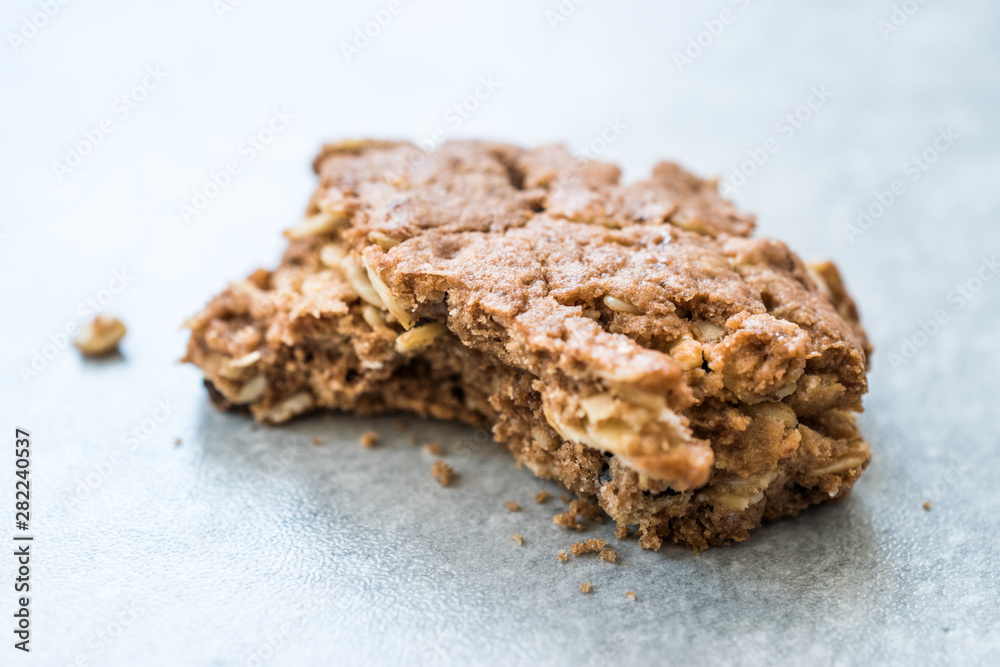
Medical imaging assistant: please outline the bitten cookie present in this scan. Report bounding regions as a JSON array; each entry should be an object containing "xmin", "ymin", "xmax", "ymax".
[{"xmin": 184, "ymin": 140, "xmax": 871, "ymax": 550}]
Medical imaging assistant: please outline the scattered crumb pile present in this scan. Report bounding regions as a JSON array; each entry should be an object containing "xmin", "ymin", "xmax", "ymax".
[
  {"xmin": 359, "ymin": 431, "xmax": 379, "ymax": 448},
  {"xmin": 505, "ymin": 501, "xmax": 521, "ymax": 512}
]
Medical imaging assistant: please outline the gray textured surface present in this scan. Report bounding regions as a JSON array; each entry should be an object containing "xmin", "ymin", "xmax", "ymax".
[{"xmin": 2, "ymin": 1, "xmax": 999, "ymax": 665}]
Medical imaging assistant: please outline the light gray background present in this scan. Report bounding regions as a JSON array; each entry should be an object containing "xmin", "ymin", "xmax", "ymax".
[{"xmin": 2, "ymin": 1, "xmax": 998, "ymax": 665}]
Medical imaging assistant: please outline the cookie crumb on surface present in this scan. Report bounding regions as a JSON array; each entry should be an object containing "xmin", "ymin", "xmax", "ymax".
[
  {"xmin": 74, "ymin": 315, "xmax": 126, "ymax": 357},
  {"xmin": 510, "ymin": 533, "xmax": 523, "ymax": 546},
  {"xmin": 571, "ymin": 539, "xmax": 607, "ymax": 557},
  {"xmin": 554, "ymin": 499, "xmax": 603, "ymax": 530},
  {"xmin": 615, "ymin": 524, "xmax": 629, "ymax": 539},
  {"xmin": 505, "ymin": 501, "xmax": 521, "ymax": 512},
  {"xmin": 311, "ymin": 436, "xmax": 322, "ymax": 445},
  {"xmin": 535, "ymin": 491, "xmax": 551, "ymax": 504},
  {"xmin": 626, "ymin": 591, "xmax": 637, "ymax": 601},
  {"xmin": 174, "ymin": 438, "xmax": 182, "ymax": 446},
  {"xmin": 424, "ymin": 443, "xmax": 443, "ymax": 456},
  {"xmin": 557, "ymin": 550, "xmax": 568, "ymax": 562},
  {"xmin": 431, "ymin": 461, "xmax": 454, "ymax": 486},
  {"xmin": 579, "ymin": 582, "xmax": 592, "ymax": 594},
  {"xmin": 360, "ymin": 431, "xmax": 379, "ymax": 448},
  {"xmin": 923, "ymin": 501, "xmax": 932, "ymax": 511},
  {"xmin": 598, "ymin": 548, "xmax": 617, "ymax": 563}
]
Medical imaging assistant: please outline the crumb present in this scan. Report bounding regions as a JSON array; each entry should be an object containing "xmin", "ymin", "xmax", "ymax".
[
  {"xmin": 571, "ymin": 538, "xmax": 607, "ymax": 557},
  {"xmin": 407, "ymin": 435, "xmax": 417, "ymax": 446},
  {"xmin": 360, "ymin": 431, "xmax": 379, "ymax": 448},
  {"xmin": 311, "ymin": 436, "xmax": 322, "ymax": 446},
  {"xmin": 561, "ymin": 494, "xmax": 571, "ymax": 503},
  {"xmin": 505, "ymin": 501, "xmax": 521, "ymax": 512},
  {"xmin": 576, "ymin": 499, "xmax": 603, "ymax": 520},
  {"xmin": 579, "ymin": 582, "xmax": 592, "ymax": 594},
  {"xmin": 510, "ymin": 533, "xmax": 523, "ymax": 546},
  {"xmin": 626, "ymin": 591, "xmax": 636, "ymax": 601},
  {"xmin": 431, "ymin": 461, "xmax": 454, "ymax": 487},
  {"xmin": 557, "ymin": 550, "xmax": 568, "ymax": 562},
  {"xmin": 535, "ymin": 491, "xmax": 551, "ymax": 504},
  {"xmin": 615, "ymin": 524, "xmax": 629, "ymax": 539},
  {"xmin": 424, "ymin": 443, "xmax": 443, "ymax": 456},
  {"xmin": 598, "ymin": 548, "xmax": 617, "ymax": 563},
  {"xmin": 923, "ymin": 501, "xmax": 932, "ymax": 511},
  {"xmin": 174, "ymin": 438, "xmax": 182, "ymax": 446},
  {"xmin": 639, "ymin": 531, "xmax": 663, "ymax": 551},
  {"xmin": 553, "ymin": 510, "xmax": 580, "ymax": 529},
  {"xmin": 394, "ymin": 418, "xmax": 407, "ymax": 430},
  {"xmin": 74, "ymin": 315, "xmax": 126, "ymax": 357},
  {"xmin": 554, "ymin": 499, "xmax": 603, "ymax": 530}
]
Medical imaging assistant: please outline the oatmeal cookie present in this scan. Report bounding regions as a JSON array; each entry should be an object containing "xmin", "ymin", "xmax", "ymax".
[{"xmin": 184, "ymin": 140, "xmax": 871, "ymax": 550}]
